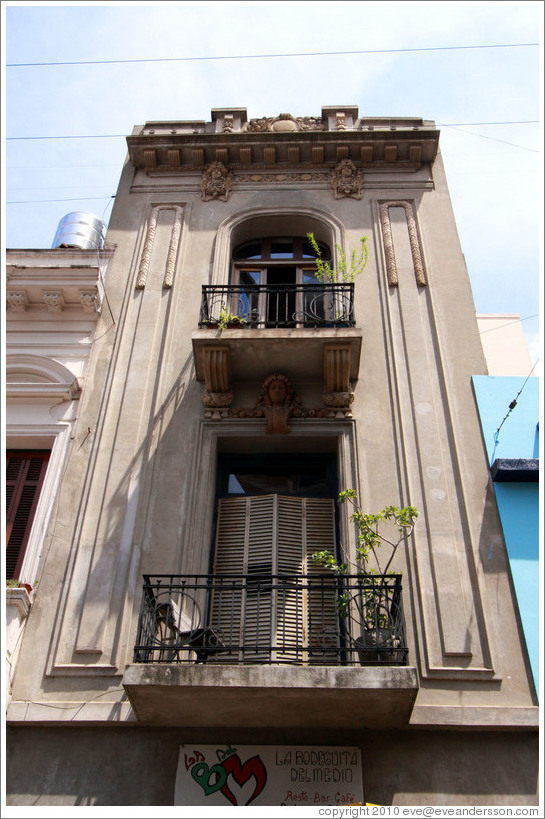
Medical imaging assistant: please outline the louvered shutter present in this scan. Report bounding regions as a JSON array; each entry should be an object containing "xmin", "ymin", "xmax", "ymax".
[
  {"xmin": 211, "ymin": 493, "xmax": 337, "ymax": 664},
  {"xmin": 5, "ymin": 452, "xmax": 49, "ymax": 579}
]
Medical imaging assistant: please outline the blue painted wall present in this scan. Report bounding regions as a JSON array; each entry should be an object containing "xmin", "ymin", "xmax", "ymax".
[{"xmin": 472, "ymin": 375, "xmax": 540, "ymax": 695}]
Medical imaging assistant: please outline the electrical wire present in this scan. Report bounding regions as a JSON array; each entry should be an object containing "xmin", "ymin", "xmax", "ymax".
[
  {"xmin": 491, "ymin": 359, "xmax": 540, "ymax": 460},
  {"xmin": 6, "ymin": 42, "xmax": 539, "ymax": 68},
  {"xmin": 6, "ymin": 120, "xmax": 539, "ymax": 142}
]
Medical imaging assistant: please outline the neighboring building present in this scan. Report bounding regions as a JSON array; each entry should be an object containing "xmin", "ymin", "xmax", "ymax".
[
  {"xmin": 5, "ymin": 108, "xmax": 539, "ymax": 807},
  {"xmin": 472, "ymin": 315, "xmax": 539, "ymax": 696},
  {"xmin": 477, "ymin": 314, "xmax": 535, "ymax": 377}
]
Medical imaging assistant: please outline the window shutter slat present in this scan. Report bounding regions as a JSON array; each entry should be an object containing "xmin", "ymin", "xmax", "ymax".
[
  {"xmin": 210, "ymin": 493, "xmax": 338, "ymax": 665},
  {"xmin": 5, "ymin": 451, "xmax": 49, "ymax": 580}
]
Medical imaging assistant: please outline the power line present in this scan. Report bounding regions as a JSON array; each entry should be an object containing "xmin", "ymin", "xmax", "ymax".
[
  {"xmin": 6, "ymin": 120, "xmax": 539, "ymax": 142},
  {"xmin": 479, "ymin": 315, "xmax": 539, "ymax": 334},
  {"xmin": 439, "ymin": 121, "xmax": 538, "ymax": 126},
  {"xmin": 7, "ymin": 196, "xmax": 115, "ymax": 204},
  {"xmin": 6, "ymin": 42, "xmax": 539, "ymax": 68}
]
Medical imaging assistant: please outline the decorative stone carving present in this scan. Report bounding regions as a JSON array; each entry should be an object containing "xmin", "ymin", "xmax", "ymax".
[
  {"xmin": 246, "ymin": 113, "xmax": 325, "ymax": 133},
  {"xmin": 202, "ymin": 389, "xmax": 233, "ymax": 419},
  {"xmin": 163, "ymin": 207, "xmax": 183, "ymax": 289},
  {"xmin": 6, "ymin": 292, "xmax": 28, "ymax": 312},
  {"xmin": 80, "ymin": 291, "xmax": 100, "ymax": 313},
  {"xmin": 232, "ymin": 374, "xmax": 304, "ymax": 434},
  {"xmin": 379, "ymin": 201, "xmax": 427, "ymax": 287},
  {"xmin": 201, "ymin": 346, "xmax": 232, "ymax": 419},
  {"xmin": 330, "ymin": 159, "xmax": 364, "ymax": 200},
  {"xmin": 323, "ymin": 344, "xmax": 355, "ymax": 416},
  {"xmin": 137, "ymin": 205, "xmax": 184, "ymax": 289},
  {"xmin": 43, "ymin": 291, "xmax": 65, "ymax": 312},
  {"xmin": 230, "ymin": 373, "xmax": 344, "ymax": 431},
  {"xmin": 223, "ymin": 115, "xmax": 234, "ymax": 133},
  {"xmin": 199, "ymin": 161, "xmax": 232, "ymax": 202},
  {"xmin": 236, "ymin": 172, "xmax": 328, "ymax": 184}
]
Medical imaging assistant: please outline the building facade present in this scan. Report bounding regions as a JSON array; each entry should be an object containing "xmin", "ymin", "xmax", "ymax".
[
  {"xmin": 472, "ymin": 316, "xmax": 539, "ymax": 697},
  {"xmin": 5, "ymin": 107, "xmax": 539, "ymax": 807}
]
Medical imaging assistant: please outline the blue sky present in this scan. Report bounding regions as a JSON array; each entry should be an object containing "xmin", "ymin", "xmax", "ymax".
[{"xmin": 2, "ymin": 1, "xmax": 542, "ymax": 360}]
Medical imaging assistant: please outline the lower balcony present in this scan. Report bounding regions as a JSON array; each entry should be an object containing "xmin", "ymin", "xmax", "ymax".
[{"xmin": 123, "ymin": 574, "xmax": 419, "ymax": 729}]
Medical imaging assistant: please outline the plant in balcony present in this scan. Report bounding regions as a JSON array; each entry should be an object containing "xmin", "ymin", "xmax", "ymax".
[
  {"xmin": 312, "ymin": 491, "xmax": 417, "ymax": 664},
  {"xmin": 217, "ymin": 306, "xmax": 248, "ymax": 332},
  {"xmin": 6, "ymin": 579, "xmax": 34, "ymax": 594},
  {"xmin": 306, "ymin": 233, "xmax": 369, "ymax": 283}
]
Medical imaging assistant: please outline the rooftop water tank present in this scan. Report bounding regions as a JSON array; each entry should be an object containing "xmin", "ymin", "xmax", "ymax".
[{"xmin": 52, "ymin": 212, "xmax": 106, "ymax": 250}]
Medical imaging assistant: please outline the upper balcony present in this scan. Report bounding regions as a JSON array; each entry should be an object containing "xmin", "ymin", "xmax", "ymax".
[{"xmin": 192, "ymin": 282, "xmax": 363, "ymax": 408}]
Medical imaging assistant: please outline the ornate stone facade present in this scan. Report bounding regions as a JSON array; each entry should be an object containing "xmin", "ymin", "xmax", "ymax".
[
  {"xmin": 199, "ymin": 161, "xmax": 232, "ymax": 201},
  {"xmin": 330, "ymin": 159, "xmax": 364, "ymax": 200}
]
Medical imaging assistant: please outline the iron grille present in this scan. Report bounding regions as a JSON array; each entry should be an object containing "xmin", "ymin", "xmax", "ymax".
[
  {"xmin": 199, "ymin": 283, "xmax": 355, "ymax": 329},
  {"xmin": 133, "ymin": 574, "xmax": 408, "ymax": 666}
]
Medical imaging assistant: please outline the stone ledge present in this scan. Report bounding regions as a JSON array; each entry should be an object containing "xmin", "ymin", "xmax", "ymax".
[
  {"xmin": 409, "ymin": 705, "xmax": 539, "ymax": 731},
  {"xmin": 122, "ymin": 664, "xmax": 419, "ymax": 730}
]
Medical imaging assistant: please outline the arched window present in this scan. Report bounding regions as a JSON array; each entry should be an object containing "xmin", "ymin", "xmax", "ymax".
[{"xmin": 231, "ymin": 236, "xmax": 332, "ymax": 327}]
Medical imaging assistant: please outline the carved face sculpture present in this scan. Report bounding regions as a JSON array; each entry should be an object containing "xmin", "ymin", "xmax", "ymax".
[{"xmin": 268, "ymin": 379, "xmax": 287, "ymax": 406}]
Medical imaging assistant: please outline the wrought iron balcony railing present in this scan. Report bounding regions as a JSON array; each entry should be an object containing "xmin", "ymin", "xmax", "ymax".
[
  {"xmin": 198, "ymin": 283, "xmax": 355, "ymax": 329},
  {"xmin": 133, "ymin": 573, "xmax": 408, "ymax": 666}
]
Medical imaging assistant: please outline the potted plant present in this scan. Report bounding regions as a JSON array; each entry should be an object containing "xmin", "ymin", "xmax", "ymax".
[
  {"xmin": 217, "ymin": 306, "xmax": 248, "ymax": 332},
  {"xmin": 312, "ymin": 490, "xmax": 418, "ymax": 665},
  {"xmin": 6, "ymin": 579, "xmax": 34, "ymax": 594}
]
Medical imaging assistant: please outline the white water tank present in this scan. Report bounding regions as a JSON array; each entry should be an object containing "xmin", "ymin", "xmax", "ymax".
[{"xmin": 52, "ymin": 212, "xmax": 106, "ymax": 250}]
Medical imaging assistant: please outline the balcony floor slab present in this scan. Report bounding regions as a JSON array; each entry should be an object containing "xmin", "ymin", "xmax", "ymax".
[{"xmin": 123, "ymin": 664, "xmax": 418, "ymax": 729}]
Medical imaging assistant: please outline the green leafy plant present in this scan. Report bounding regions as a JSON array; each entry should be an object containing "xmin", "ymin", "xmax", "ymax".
[
  {"xmin": 312, "ymin": 491, "xmax": 418, "ymax": 623},
  {"xmin": 6, "ymin": 579, "xmax": 35, "ymax": 593},
  {"xmin": 306, "ymin": 233, "xmax": 369, "ymax": 283},
  {"xmin": 217, "ymin": 306, "xmax": 248, "ymax": 332}
]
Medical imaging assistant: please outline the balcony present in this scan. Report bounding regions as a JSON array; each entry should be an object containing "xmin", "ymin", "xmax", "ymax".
[
  {"xmin": 199, "ymin": 283, "xmax": 355, "ymax": 330},
  {"xmin": 192, "ymin": 283, "xmax": 362, "ymax": 398},
  {"xmin": 123, "ymin": 573, "xmax": 418, "ymax": 728},
  {"xmin": 132, "ymin": 573, "xmax": 408, "ymax": 666}
]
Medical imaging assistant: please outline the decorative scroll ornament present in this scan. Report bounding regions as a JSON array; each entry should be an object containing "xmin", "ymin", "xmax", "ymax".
[
  {"xmin": 43, "ymin": 292, "xmax": 65, "ymax": 312},
  {"xmin": 246, "ymin": 113, "xmax": 325, "ymax": 133},
  {"xmin": 136, "ymin": 205, "xmax": 184, "ymax": 289},
  {"xmin": 379, "ymin": 200, "xmax": 427, "ymax": 286},
  {"xmin": 330, "ymin": 159, "xmax": 364, "ymax": 200},
  {"xmin": 236, "ymin": 172, "xmax": 328, "ymax": 184},
  {"xmin": 199, "ymin": 161, "xmax": 232, "ymax": 202},
  {"xmin": 7, "ymin": 292, "xmax": 29, "ymax": 312},
  {"xmin": 80, "ymin": 291, "xmax": 101, "ymax": 313}
]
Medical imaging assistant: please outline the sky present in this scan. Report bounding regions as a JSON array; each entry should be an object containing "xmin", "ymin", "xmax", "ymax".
[{"xmin": 2, "ymin": 0, "xmax": 542, "ymax": 362}]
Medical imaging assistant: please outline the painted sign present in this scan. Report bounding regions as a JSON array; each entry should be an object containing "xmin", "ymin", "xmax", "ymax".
[{"xmin": 174, "ymin": 744, "xmax": 363, "ymax": 807}]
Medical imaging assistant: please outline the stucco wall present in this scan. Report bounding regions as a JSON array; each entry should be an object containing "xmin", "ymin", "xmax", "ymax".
[{"xmin": 6, "ymin": 726, "xmax": 539, "ymax": 807}]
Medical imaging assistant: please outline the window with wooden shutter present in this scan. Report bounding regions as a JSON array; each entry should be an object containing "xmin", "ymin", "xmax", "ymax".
[
  {"xmin": 210, "ymin": 494, "xmax": 338, "ymax": 664},
  {"xmin": 5, "ymin": 451, "xmax": 50, "ymax": 579}
]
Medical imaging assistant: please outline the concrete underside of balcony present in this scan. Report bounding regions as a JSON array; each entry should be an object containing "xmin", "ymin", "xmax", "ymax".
[
  {"xmin": 122, "ymin": 664, "xmax": 419, "ymax": 729},
  {"xmin": 192, "ymin": 327, "xmax": 363, "ymax": 384}
]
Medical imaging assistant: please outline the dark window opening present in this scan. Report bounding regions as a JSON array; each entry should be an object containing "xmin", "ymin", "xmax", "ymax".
[{"xmin": 5, "ymin": 451, "xmax": 50, "ymax": 579}]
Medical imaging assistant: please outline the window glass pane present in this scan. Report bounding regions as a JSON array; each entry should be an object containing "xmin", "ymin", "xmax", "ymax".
[
  {"xmin": 302, "ymin": 270, "xmax": 318, "ymax": 284},
  {"xmin": 239, "ymin": 270, "xmax": 261, "ymax": 285},
  {"xmin": 234, "ymin": 241, "xmax": 262, "ymax": 260},
  {"xmin": 227, "ymin": 472, "xmax": 328, "ymax": 496},
  {"xmin": 270, "ymin": 239, "xmax": 294, "ymax": 259},
  {"xmin": 302, "ymin": 239, "xmax": 330, "ymax": 260}
]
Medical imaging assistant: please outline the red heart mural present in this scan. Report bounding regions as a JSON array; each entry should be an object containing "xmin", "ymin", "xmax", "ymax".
[{"xmin": 220, "ymin": 753, "xmax": 267, "ymax": 806}]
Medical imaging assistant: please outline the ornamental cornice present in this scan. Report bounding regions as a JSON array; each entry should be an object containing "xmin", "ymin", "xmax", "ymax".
[{"xmin": 127, "ymin": 123, "xmax": 439, "ymax": 174}]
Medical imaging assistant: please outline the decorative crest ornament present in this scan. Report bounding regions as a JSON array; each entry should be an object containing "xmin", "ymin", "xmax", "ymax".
[
  {"xmin": 246, "ymin": 113, "xmax": 325, "ymax": 133},
  {"xmin": 199, "ymin": 161, "xmax": 232, "ymax": 201},
  {"xmin": 330, "ymin": 159, "xmax": 364, "ymax": 200}
]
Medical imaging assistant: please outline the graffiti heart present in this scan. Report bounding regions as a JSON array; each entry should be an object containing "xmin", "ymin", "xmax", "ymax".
[{"xmin": 190, "ymin": 751, "xmax": 267, "ymax": 806}]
